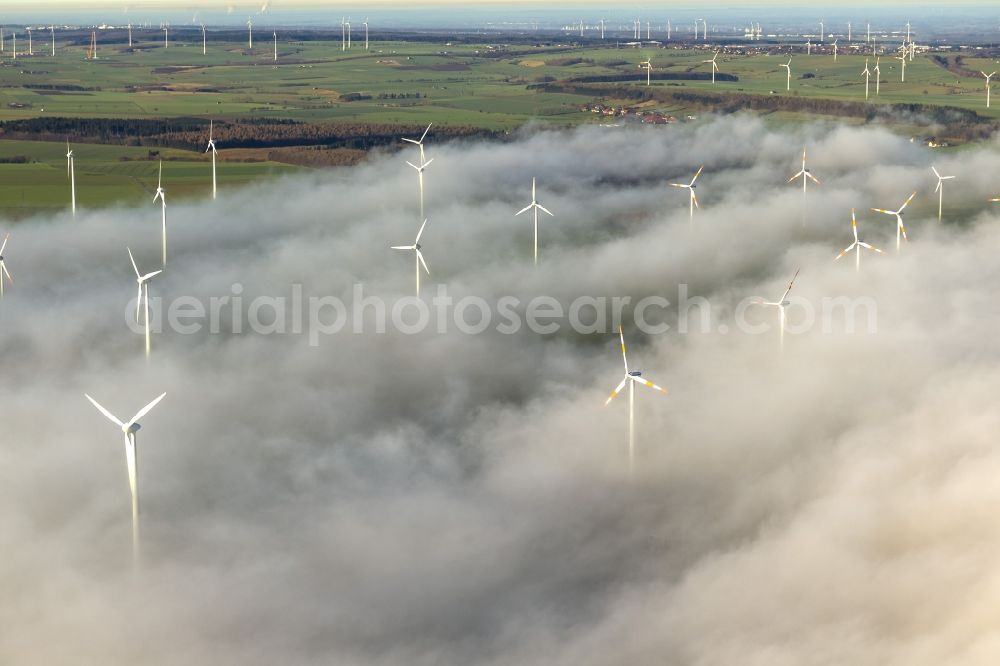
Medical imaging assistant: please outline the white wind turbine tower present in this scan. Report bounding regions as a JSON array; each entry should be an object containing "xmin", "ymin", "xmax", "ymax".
[
  {"xmin": 862, "ymin": 58, "xmax": 872, "ymax": 100},
  {"xmin": 667, "ymin": 19, "xmax": 671, "ymax": 40},
  {"xmin": 897, "ymin": 51, "xmax": 906, "ymax": 82},
  {"xmin": 600, "ymin": 19, "xmax": 605, "ymax": 39},
  {"xmin": 11, "ymin": 32, "xmax": 14, "ymax": 61},
  {"xmin": 26, "ymin": 27, "xmax": 31, "ymax": 56},
  {"xmin": 871, "ymin": 191, "xmax": 916, "ymax": 251},
  {"xmin": 128, "ymin": 247, "xmax": 163, "ymax": 358},
  {"xmin": 341, "ymin": 17, "xmax": 346, "ymax": 51},
  {"xmin": 604, "ymin": 326, "xmax": 667, "ymax": 473},
  {"xmin": 50, "ymin": 25, "xmax": 54, "ymax": 56},
  {"xmin": 640, "ymin": 57, "xmax": 652, "ymax": 86},
  {"xmin": 515, "ymin": 177, "xmax": 555, "ymax": 265},
  {"xmin": 848, "ymin": 21, "xmax": 852, "ymax": 42},
  {"xmin": 163, "ymin": 25, "xmax": 168, "ymax": 48},
  {"xmin": 0, "ymin": 234, "xmax": 12, "ymax": 300},
  {"xmin": 346, "ymin": 19, "xmax": 352, "ymax": 49},
  {"xmin": 806, "ymin": 38, "xmax": 812, "ymax": 55},
  {"xmin": 364, "ymin": 19, "xmax": 369, "ymax": 50},
  {"xmin": 982, "ymin": 71, "xmax": 996, "ymax": 108},
  {"xmin": 670, "ymin": 165, "xmax": 703, "ymax": 223},
  {"xmin": 85, "ymin": 392, "xmax": 167, "ymax": 563},
  {"xmin": 831, "ymin": 39, "xmax": 838, "ymax": 61},
  {"xmin": 704, "ymin": 51, "xmax": 719, "ymax": 83},
  {"xmin": 788, "ymin": 148, "xmax": 820, "ymax": 196},
  {"xmin": 273, "ymin": 31, "xmax": 277, "ymax": 61},
  {"xmin": 153, "ymin": 161, "xmax": 167, "ymax": 265},
  {"xmin": 835, "ymin": 209, "xmax": 883, "ymax": 272},
  {"xmin": 874, "ymin": 57, "xmax": 881, "ymax": 95},
  {"xmin": 780, "ymin": 57, "xmax": 792, "ymax": 91},
  {"xmin": 66, "ymin": 141, "xmax": 76, "ymax": 217},
  {"xmin": 392, "ymin": 219, "xmax": 430, "ymax": 297},
  {"xmin": 202, "ymin": 24, "xmax": 206, "ymax": 55},
  {"xmin": 752, "ymin": 269, "xmax": 800, "ymax": 353},
  {"xmin": 820, "ymin": 20, "xmax": 824, "ymax": 41},
  {"xmin": 206, "ymin": 120, "xmax": 218, "ymax": 199},
  {"xmin": 128, "ymin": 22, "xmax": 133, "ymax": 48},
  {"xmin": 247, "ymin": 18, "xmax": 253, "ymax": 50},
  {"xmin": 931, "ymin": 166, "xmax": 954, "ymax": 222}
]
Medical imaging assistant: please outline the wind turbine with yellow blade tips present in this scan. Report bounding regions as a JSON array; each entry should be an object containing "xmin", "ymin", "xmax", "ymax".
[
  {"xmin": 604, "ymin": 326, "xmax": 667, "ymax": 472},
  {"xmin": 871, "ymin": 191, "xmax": 916, "ymax": 252},
  {"xmin": 835, "ymin": 209, "xmax": 884, "ymax": 273}
]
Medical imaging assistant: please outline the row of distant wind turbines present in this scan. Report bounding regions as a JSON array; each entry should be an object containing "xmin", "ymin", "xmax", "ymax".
[
  {"xmin": 670, "ymin": 148, "xmax": 967, "ymax": 257},
  {"xmin": 0, "ymin": 18, "xmax": 373, "ymax": 62},
  {"xmin": 639, "ymin": 40, "xmax": 998, "ymax": 109}
]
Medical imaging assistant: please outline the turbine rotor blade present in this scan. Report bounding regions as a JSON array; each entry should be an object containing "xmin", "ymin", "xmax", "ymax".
[
  {"xmin": 631, "ymin": 375, "xmax": 668, "ymax": 394},
  {"xmin": 415, "ymin": 249, "xmax": 430, "ymax": 275},
  {"xmin": 127, "ymin": 247, "xmax": 141, "ymax": 278},
  {"xmin": 85, "ymin": 394, "xmax": 126, "ymax": 428},
  {"xmin": 537, "ymin": 205, "xmax": 554, "ymax": 217},
  {"xmin": 128, "ymin": 392, "xmax": 167, "ymax": 427},
  {"xmin": 604, "ymin": 376, "xmax": 629, "ymax": 406},
  {"xmin": 415, "ymin": 218, "xmax": 428, "ymax": 243}
]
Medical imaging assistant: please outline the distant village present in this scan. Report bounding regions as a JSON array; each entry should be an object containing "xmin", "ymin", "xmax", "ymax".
[{"xmin": 579, "ymin": 102, "xmax": 697, "ymax": 125}]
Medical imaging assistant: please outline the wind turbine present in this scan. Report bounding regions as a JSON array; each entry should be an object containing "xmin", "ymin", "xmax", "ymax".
[
  {"xmin": 247, "ymin": 18, "xmax": 253, "ymax": 50},
  {"xmin": 345, "ymin": 19, "xmax": 351, "ymax": 49},
  {"xmin": 862, "ymin": 59, "xmax": 872, "ymax": 100},
  {"xmin": 202, "ymin": 24, "xmax": 206, "ymax": 55},
  {"xmin": 600, "ymin": 18, "xmax": 605, "ymax": 39},
  {"xmin": 703, "ymin": 51, "xmax": 719, "ymax": 83},
  {"xmin": 819, "ymin": 20, "xmax": 824, "ymax": 41},
  {"xmin": 402, "ymin": 123, "xmax": 432, "ymax": 164},
  {"xmin": 874, "ymin": 57, "xmax": 881, "ymax": 95},
  {"xmin": 66, "ymin": 141, "xmax": 76, "ymax": 217},
  {"xmin": 515, "ymin": 178, "xmax": 555, "ymax": 265},
  {"xmin": 127, "ymin": 247, "xmax": 163, "ymax": 358},
  {"xmin": 406, "ymin": 157, "xmax": 434, "ymax": 221},
  {"xmin": 0, "ymin": 234, "xmax": 12, "ymax": 300},
  {"xmin": 788, "ymin": 149, "xmax": 820, "ymax": 196},
  {"xmin": 806, "ymin": 38, "xmax": 812, "ymax": 55},
  {"xmin": 930, "ymin": 166, "xmax": 954, "ymax": 222},
  {"xmin": 835, "ymin": 209, "xmax": 883, "ymax": 272},
  {"xmin": 848, "ymin": 21, "xmax": 852, "ymax": 42},
  {"xmin": 153, "ymin": 162, "xmax": 167, "ymax": 266},
  {"xmin": 604, "ymin": 326, "xmax": 667, "ymax": 473},
  {"xmin": 84, "ymin": 392, "xmax": 167, "ymax": 563},
  {"xmin": 163, "ymin": 25, "xmax": 168, "ymax": 48},
  {"xmin": 640, "ymin": 57, "xmax": 652, "ymax": 86},
  {"xmin": 670, "ymin": 165, "xmax": 703, "ymax": 223},
  {"xmin": 897, "ymin": 52, "xmax": 906, "ymax": 82},
  {"xmin": 982, "ymin": 71, "xmax": 996, "ymax": 108},
  {"xmin": 26, "ymin": 27, "xmax": 31, "ymax": 56},
  {"xmin": 341, "ymin": 17, "xmax": 346, "ymax": 51},
  {"xmin": 50, "ymin": 25, "xmax": 55, "ymax": 56},
  {"xmin": 128, "ymin": 22, "xmax": 133, "ymax": 48},
  {"xmin": 364, "ymin": 19, "xmax": 369, "ymax": 50},
  {"xmin": 780, "ymin": 57, "xmax": 792, "ymax": 91},
  {"xmin": 273, "ymin": 31, "xmax": 277, "ymax": 61},
  {"xmin": 871, "ymin": 192, "xmax": 916, "ymax": 251},
  {"xmin": 751, "ymin": 268, "xmax": 800, "ymax": 353},
  {"xmin": 206, "ymin": 120, "xmax": 218, "ymax": 200},
  {"xmin": 391, "ymin": 219, "xmax": 430, "ymax": 297},
  {"xmin": 831, "ymin": 39, "xmax": 838, "ymax": 61}
]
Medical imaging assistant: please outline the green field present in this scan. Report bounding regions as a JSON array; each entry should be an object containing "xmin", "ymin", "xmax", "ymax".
[{"xmin": 0, "ymin": 33, "xmax": 996, "ymax": 216}]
